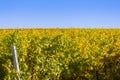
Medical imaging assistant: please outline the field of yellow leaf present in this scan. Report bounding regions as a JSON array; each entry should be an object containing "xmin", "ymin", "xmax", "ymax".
[{"xmin": 0, "ymin": 28, "xmax": 120, "ymax": 80}]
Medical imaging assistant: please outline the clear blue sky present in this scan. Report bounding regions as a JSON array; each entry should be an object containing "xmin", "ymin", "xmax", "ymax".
[{"xmin": 0, "ymin": 0, "xmax": 120, "ymax": 28}]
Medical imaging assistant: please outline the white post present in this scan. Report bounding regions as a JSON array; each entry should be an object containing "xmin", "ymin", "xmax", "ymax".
[{"xmin": 12, "ymin": 46, "xmax": 20, "ymax": 80}]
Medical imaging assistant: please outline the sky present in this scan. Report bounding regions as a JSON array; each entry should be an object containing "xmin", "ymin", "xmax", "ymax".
[{"xmin": 0, "ymin": 0, "xmax": 120, "ymax": 29}]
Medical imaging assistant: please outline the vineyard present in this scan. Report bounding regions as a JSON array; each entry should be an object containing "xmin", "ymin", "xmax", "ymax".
[{"xmin": 0, "ymin": 29, "xmax": 120, "ymax": 80}]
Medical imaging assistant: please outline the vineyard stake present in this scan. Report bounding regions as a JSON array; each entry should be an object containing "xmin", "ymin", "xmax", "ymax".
[{"xmin": 12, "ymin": 46, "xmax": 20, "ymax": 80}]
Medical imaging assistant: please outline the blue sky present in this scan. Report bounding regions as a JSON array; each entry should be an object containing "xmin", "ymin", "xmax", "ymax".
[{"xmin": 0, "ymin": 0, "xmax": 120, "ymax": 28}]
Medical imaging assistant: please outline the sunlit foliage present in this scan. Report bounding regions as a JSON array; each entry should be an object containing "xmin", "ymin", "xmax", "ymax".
[{"xmin": 0, "ymin": 29, "xmax": 120, "ymax": 80}]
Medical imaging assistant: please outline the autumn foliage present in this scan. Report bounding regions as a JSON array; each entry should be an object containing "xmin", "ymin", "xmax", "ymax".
[{"xmin": 0, "ymin": 29, "xmax": 120, "ymax": 80}]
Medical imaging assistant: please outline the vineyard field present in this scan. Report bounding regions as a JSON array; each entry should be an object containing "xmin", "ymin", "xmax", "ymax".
[{"xmin": 0, "ymin": 28, "xmax": 120, "ymax": 80}]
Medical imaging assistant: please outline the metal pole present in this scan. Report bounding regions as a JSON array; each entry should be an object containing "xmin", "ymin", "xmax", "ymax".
[{"xmin": 12, "ymin": 46, "xmax": 20, "ymax": 80}]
